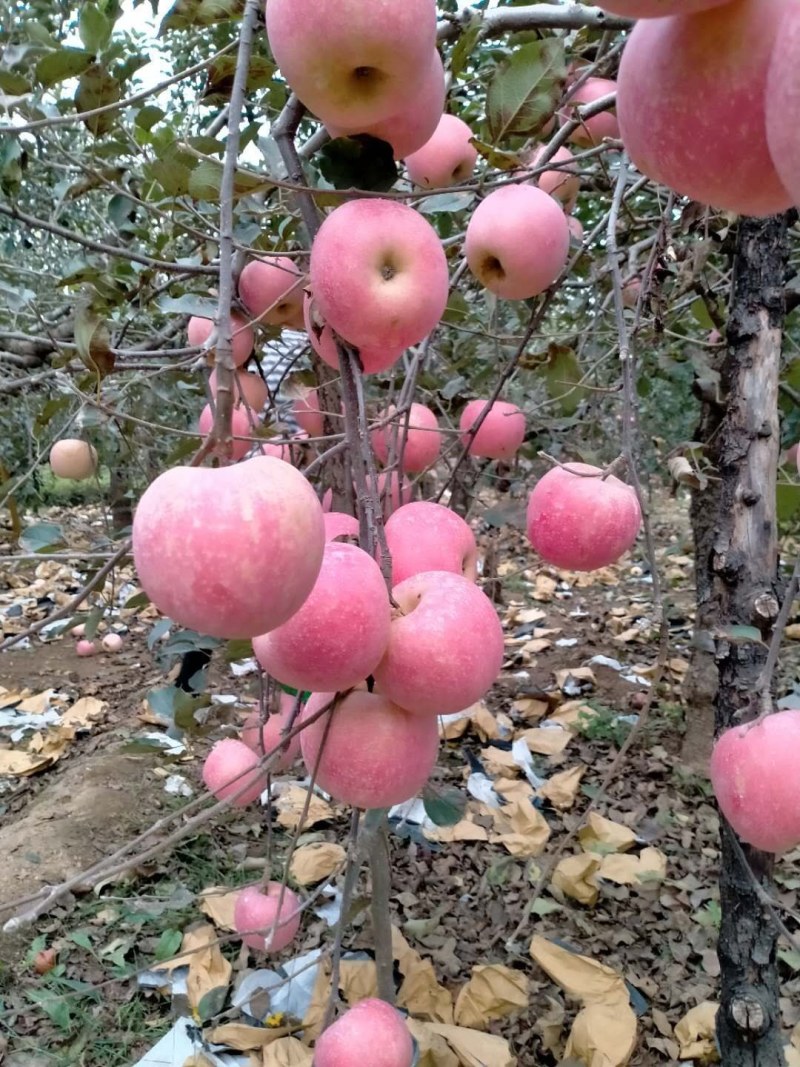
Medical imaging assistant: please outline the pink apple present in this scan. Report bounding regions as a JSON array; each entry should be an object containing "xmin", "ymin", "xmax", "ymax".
[
  {"xmin": 266, "ymin": 0, "xmax": 437, "ymax": 129},
  {"xmin": 234, "ymin": 882, "xmax": 301, "ymax": 952},
  {"xmin": 372, "ymin": 404, "xmax": 441, "ymax": 472},
  {"xmin": 528, "ymin": 145, "xmax": 580, "ymax": 210},
  {"xmin": 373, "ymin": 570, "xmax": 505, "ymax": 716},
  {"xmin": 567, "ymin": 215, "xmax": 584, "ymax": 243},
  {"xmin": 599, "ymin": 0, "xmax": 731, "ymax": 14},
  {"xmin": 209, "ymin": 368, "xmax": 269, "ymax": 413},
  {"xmin": 76, "ymin": 639, "xmax": 98, "ymax": 657},
  {"xmin": 405, "ymin": 112, "xmax": 478, "ymax": 189},
  {"xmin": 260, "ymin": 439, "xmax": 291, "ymax": 462},
  {"xmin": 252, "ymin": 542, "xmax": 390, "ymax": 692},
  {"xmin": 527, "ymin": 462, "xmax": 641, "ymax": 571},
  {"xmin": 238, "ymin": 256, "xmax": 305, "ymax": 327},
  {"xmin": 710, "ymin": 709, "xmax": 800, "ymax": 853},
  {"xmin": 132, "ymin": 456, "xmax": 325, "ymax": 638},
  {"xmin": 198, "ymin": 403, "xmax": 256, "ymax": 462},
  {"xmin": 385, "ymin": 501, "xmax": 477, "ymax": 586},
  {"xmin": 49, "ymin": 439, "xmax": 98, "ymax": 481},
  {"xmin": 465, "ymin": 185, "xmax": 570, "ymax": 299},
  {"xmin": 292, "ymin": 389, "xmax": 325, "ymax": 438},
  {"xmin": 459, "ymin": 399, "xmax": 526, "ymax": 460},
  {"xmin": 202, "ymin": 738, "xmax": 268, "ymax": 806},
  {"xmin": 766, "ymin": 6, "xmax": 800, "ymax": 206},
  {"xmin": 102, "ymin": 633, "xmax": 124, "ymax": 653},
  {"xmin": 378, "ymin": 471, "xmax": 413, "ymax": 518},
  {"xmin": 306, "ymin": 310, "xmax": 404, "ymax": 376},
  {"xmin": 324, "ymin": 512, "xmax": 360, "ymax": 541},
  {"xmin": 560, "ymin": 76, "xmax": 620, "ymax": 148},
  {"xmin": 300, "ymin": 690, "xmax": 439, "ymax": 808},
  {"xmin": 314, "ymin": 998, "xmax": 414, "ymax": 1067},
  {"xmin": 241, "ymin": 694, "xmax": 301, "ymax": 772},
  {"xmin": 187, "ymin": 312, "xmax": 254, "ymax": 367},
  {"xmin": 618, "ymin": 1, "xmax": 793, "ymax": 217},
  {"xmin": 309, "ymin": 198, "xmax": 449, "ymax": 352}
]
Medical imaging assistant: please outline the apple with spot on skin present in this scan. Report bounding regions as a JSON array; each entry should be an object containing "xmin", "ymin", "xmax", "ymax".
[
  {"xmin": 617, "ymin": 0, "xmax": 793, "ymax": 217},
  {"xmin": 527, "ymin": 462, "xmax": 641, "ymax": 571},
  {"xmin": 527, "ymin": 144, "xmax": 580, "ymax": 210},
  {"xmin": 385, "ymin": 501, "xmax": 477, "ymax": 586},
  {"xmin": 202, "ymin": 738, "xmax": 267, "ymax": 806},
  {"xmin": 324, "ymin": 512, "xmax": 360, "ymax": 541},
  {"xmin": 198, "ymin": 403, "xmax": 255, "ymax": 462},
  {"xmin": 300, "ymin": 690, "xmax": 439, "ymax": 808},
  {"xmin": 310, "ymin": 198, "xmax": 449, "ymax": 353},
  {"xmin": 560, "ymin": 76, "xmax": 619, "ymax": 148},
  {"xmin": 234, "ymin": 882, "xmax": 301, "ymax": 952},
  {"xmin": 132, "ymin": 456, "xmax": 325, "ymax": 638},
  {"xmin": 187, "ymin": 312, "xmax": 254, "ymax": 367},
  {"xmin": 49, "ymin": 439, "xmax": 97, "ymax": 481},
  {"xmin": 465, "ymin": 184, "xmax": 569, "ymax": 300},
  {"xmin": 372, "ymin": 403, "xmax": 441, "ymax": 472},
  {"xmin": 252, "ymin": 542, "xmax": 390, "ymax": 692},
  {"xmin": 265, "ymin": 0, "xmax": 437, "ymax": 129},
  {"xmin": 459, "ymin": 399, "xmax": 526, "ymax": 460},
  {"xmin": 405, "ymin": 112, "xmax": 478, "ymax": 188},
  {"xmin": 314, "ymin": 998, "xmax": 414, "ymax": 1067},
  {"xmin": 710, "ymin": 708, "xmax": 800, "ymax": 853},
  {"xmin": 238, "ymin": 256, "xmax": 305, "ymax": 327},
  {"xmin": 209, "ymin": 368, "xmax": 269, "ymax": 414},
  {"xmin": 373, "ymin": 570, "xmax": 505, "ymax": 716},
  {"xmin": 241, "ymin": 694, "xmax": 301, "ymax": 772}
]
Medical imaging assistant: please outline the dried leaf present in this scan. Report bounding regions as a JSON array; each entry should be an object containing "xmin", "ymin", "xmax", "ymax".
[
  {"xmin": 548, "ymin": 701, "xmax": 596, "ymax": 731},
  {"xmin": 289, "ymin": 842, "xmax": 346, "ymax": 886},
  {"xmin": 274, "ymin": 785, "xmax": 335, "ymax": 830},
  {"xmin": 424, "ymin": 816, "xmax": 489, "ymax": 844},
  {"xmin": 512, "ymin": 697, "xmax": 549, "ymax": 720},
  {"xmin": 427, "ymin": 1023, "xmax": 516, "ymax": 1067},
  {"xmin": 16, "ymin": 690, "xmax": 54, "ymax": 714},
  {"xmin": 674, "ymin": 1002, "xmax": 718, "ymax": 1059},
  {"xmin": 300, "ymin": 959, "xmax": 331, "ymax": 1046},
  {"xmin": 159, "ymin": 923, "xmax": 231, "ymax": 1013},
  {"xmin": 552, "ymin": 853, "xmax": 602, "ymax": 906},
  {"xmin": 579, "ymin": 813, "xmax": 637, "ymax": 855},
  {"xmin": 0, "ymin": 748, "xmax": 55, "ymax": 776},
  {"xmin": 598, "ymin": 847, "xmax": 667, "ymax": 886},
  {"xmin": 199, "ymin": 886, "xmax": 239, "ymax": 931},
  {"xmin": 539, "ymin": 765, "xmax": 585, "ymax": 810},
  {"xmin": 208, "ymin": 1022, "xmax": 281, "ymax": 1050},
  {"xmin": 554, "ymin": 666, "xmax": 596, "ymax": 690},
  {"xmin": 533, "ymin": 574, "xmax": 557, "ymax": 601},
  {"xmin": 339, "ymin": 959, "xmax": 378, "ymax": 1004},
  {"xmin": 564, "ymin": 1001, "xmax": 638, "ymax": 1067},
  {"xmin": 454, "ymin": 965, "xmax": 529, "ymax": 1029},
  {"xmin": 262, "ymin": 1038, "xmax": 313, "ymax": 1066}
]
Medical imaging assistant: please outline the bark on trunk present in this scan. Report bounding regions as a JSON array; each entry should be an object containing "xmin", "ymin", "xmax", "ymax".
[{"xmin": 704, "ymin": 213, "xmax": 788, "ymax": 1065}]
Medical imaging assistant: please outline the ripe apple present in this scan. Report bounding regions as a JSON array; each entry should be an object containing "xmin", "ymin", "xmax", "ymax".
[
  {"xmin": 198, "ymin": 402, "xmax": 255, "ymax": 462},
  {"xmin": 378, "ymin": 471, "xmax": 413, "ymax": 518},
  {"xmin": 465, "ymin": 185, "xmax": 570, "ymax": 299},
  {"xmin": 405, "ymin": 112, "xmax": 478, "ymax": 189},
  {"xmin": 187, "ymin": 311, "xmax": 255, "ymax": 367},
  {"xmin": 385, "ymin": 501, "xmax": 478, "ymax": 586},
  {"xmin": 600, "ymin": 0, "xmax": 730, "ymax": 13},
  {"xmin": 373, "ymin": 570, "xmax": 505, "ymax": 716},
  {"xmin": 234, "ymin": 882, "xmax": 301, "ymax": 952},
  {"xmin": 238, "ymin": 256, "xmax": 305, "ymax": 327},
  {"xmin": 309, "ymin": 198, "xmax": 449, "ymax": 352},
  {"xmin": 209, "ymin": 368, "xmax": 269, "ymax": 413},
  {"xmin": 618, "ymin": 0, "xmax": 793, "ymax": 217},
  {"xmin": 459, "ymin": 399, "xmax": 526, "ymax": 460},
  {"xmin": 314, "ymin": 998, "xmax": 414, "ymax": 1067},
  {"xmin": 252, "ymin": 542, "xmax": 391, "ymax": 692},
  {"xmin": 241, "ymin": 694, "xmax": 301, "ymax": 772},
  {"xmin": 202, "ymin": 738, "xmax": 268, "ymax": 806},
  {"xmin": 265, "ymin": 0, "xmax": 437, "ymax": 129},
  {"xmin": 300, "ymin": 690, "xmax": 439, "ymax": 808},
  {"xmin": 710, "ymin": 709, "xmax": 800, "ymax": 853},
  {"xmin": 132, "ymin": 456, "xmax": 325, "ymax": 638},
  {"xmin": 292, "ymin": 389, "xmax": 325, "ymax": 437},
  {"xmin": 560, "ymin": 76, "xmax": 620, "ymax": 148},
  {"xmin": 567, "ymin": 215, "xmax": 584, "ymax": 243},
  {"xmin": 527, "ymin": 462, "xmax": 641, "ymax": 571},
  {"xmin": 306, "ymin": 310, "xmax": 405, "ymax": 376},
  {"xmin": 76, "ymin": 639, "xmax": 99, "ymax": 657},
  {"xmin": 324, "ymin": 512, "xmax": 360, "ymax": 541},
  {"xmin": 766, "ymin": 6, "xmax": 800, "ymax": 206},
  {"xmin": 49, "ymin": 439, "xmax": 97, "ymax": 481},
  {"xmin": 527, "ymin": 144, "xmax": 580, "ymax": 210},
  {"xmin": 102, "ymin": 633, "xmax": 124, "ymax": 653},
  {"xmin": 371, "ymin": 403, "xmax": 441, "ymax": 472}
]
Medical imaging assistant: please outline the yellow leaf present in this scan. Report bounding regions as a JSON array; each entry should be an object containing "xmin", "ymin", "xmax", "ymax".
[
  {"xmin": 511, "ymin": 697, "xmax": 549, "ymax": 720},
  {"xmin": 598, "ymin": 847, "xmax": 667, "ymax": 886},
  {"xmin": 208, "ymin": 1022, "xmax": 285, "ymax": 1050},
  {"xmin": 579, "ymin": 813, "xmax": 637, "ymax": 855},
  {"xmin": 274, "ymin": 785, "xmax": 335, "ymax": 830},
  {"xmin": 674, "ymin": 1002, "xmax": 719, "ymax": 1060},
  {"xmin": 552, "ymin": 853, "xmax": 602, "ymax": 906},
  {"xmin": 158, "ymin": 923, "xmax": 231, "ymax": 1012},
  {"xmin": 454, "ymin": 965, "xmax": 529, "ymax": 1029},
  {"xmin": 424, "ymin": 817, "xmax": 489, "ymax": 844},
  {"xmin": 407, "ymin": 1019, "xmax": 459, "ymax": 1067},
  {"xmin": 199, "ymin": 886, "xmax": 239, "ymax": 931},
  {"xmin": 564, "ymin": 1001, "xmax": 638, "ymax": 1067},
  {"xmin": 539, "ymin": 765, "xmax": 585, "ymax": 810},
  {"xmin": 289, "ymin": 842, "xmax": 346, "ymax": 886},
  {"xmin": 427, "ymin": 1023, "xmax": 516, "ymax": 1067}
]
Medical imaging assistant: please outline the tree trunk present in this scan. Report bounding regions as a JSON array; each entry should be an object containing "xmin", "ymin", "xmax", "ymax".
[{"xmin": 704, "ymin": 213, "xmax": 788, "ymax": 1065}]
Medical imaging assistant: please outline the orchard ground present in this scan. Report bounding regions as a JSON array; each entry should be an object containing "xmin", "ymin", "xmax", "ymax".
[{"xmin": 2, "ymin": 487, "xmax": 800, "ymax": 1064}]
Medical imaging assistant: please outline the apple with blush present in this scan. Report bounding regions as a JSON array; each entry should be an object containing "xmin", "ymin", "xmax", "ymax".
[
  {"xmin": 371, "ymin": 403, "xmax": 441, "ymax": 472},
  {"xmin": 459, "ymin": 399, "xmax": 526, "ymax": 460},
  {"xmin": 50, "ymin": 439, "xmax": 98, "ymax": 481},
  {"xmin": 187, "ymin": 312, "xmax": 254, "ymax": 368},
  {"xmin": 385, "ymin": 501, "xmax": 477, "ymax": 586},
  {"xmin": 527, "ymin": 144, "xmax": 580, "ymax": 210},
  {"xmin": 560, "ymin": 76, "xmax": 619, "ymax": 148},
  {"xmin": 241, "ymin": 693, "xmax": 301, "ymax": 772},
  {"xmin": 405, "ymin": 112, "xmax": 478, "ymax": 189},
  {"xmin": 198, "ymin": 402, "xmax": 256, "ymax": 462},
  {"xmin": 324, "ymin": 512, "xmax": 360, "ymax": 541},
  {"xmin": 314, "ymin": 998, "xmax": 414, "ymax": 1067},
  {"xmin": 209, "ymin": 368, "xmax": 269, "ymax": 413},
  {"xmin": 234, "ymin": 882, "xmax": 301, "ymax": 952},
  {"xmin": 202, "ymin": 738, "xmax": 268, "ymax": 806},
  {"xmin": 238, "ymin": 256, "xmax": 305, "ymax": 327},
  {"xmin": 377, "ymin": 471, "xmax": 413, "ymax": 518}
]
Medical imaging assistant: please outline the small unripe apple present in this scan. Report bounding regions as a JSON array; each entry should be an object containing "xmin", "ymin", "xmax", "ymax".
[
  {"xmin": 459, "ymin": 399, "xmax": 526, "ymax": 460},
  {"xmin": 527, "ymin": 462, "xmax": 641, "ymax": 571},
  {"xmin": 371, "ymin": 404, "xmax": 441, "ymax": 472},
  {"xmin": 324, "ymin": 512, "xmax": 360, "ymax": 541},
  {"xmin": 238, "ymin": 256, "xmax": 305, "ymax": 327},
  {"xmin": 560, "ymin": 76, "xmax": 619, "ymax": 148},
  {"xmin": 314, "ymin": 998, "xmax": 414, "ymax": 1067},
  {"xmin": 710, "ymin": 709, "xmax": 800, "ymax": 853},
  {"xmin": 187, "ymin": 312, "xmax": 254, "ymax": 367},
  {"xmin": 234, "ymin": 882, "xmax": 301, "ymax": 952},
  {"xmin": 241, "ymin": 695, "xmax": 301, "ymax": 772},
  {"xmin": 385, "ymin": 501, "xmax": 477, "ymax": 586},
  {"xmin": 49, "ymin": 439, "xmax": 98, "ymax": 481},
  {"xmin": 76, "ymin": 639, "xmax": 99, "ymax": 657},
  {"xmin": 202, "ymin": 738, "xmax": 267, "ymax": 806},
  {"xmin": 102, "ymin": 633, "xmax": 124, "ymax": 653},
  {"xmin": 198, "ymin": 403, "xmax": 255, "ymax": 462},
  {"xmin": 405, "ymin": 112, "xmax": 478, "ymax": 188}
]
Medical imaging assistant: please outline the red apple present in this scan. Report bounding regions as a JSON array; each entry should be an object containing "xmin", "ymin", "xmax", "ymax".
[
  {"xmin": 309, "ymin": 198, "xmax": 449, "ymax": 352},
  {"xmin": 202, "ymin": 738, "xmax": 268, "ymax": 806},
  {"xmin": 371, "ymin": 403, "xmax": 441, "ymax": 472},
  {"xmin": 187, "ymin": 312, "xmax": 254, "ymax": 367},
  {"xmin": 621, "ymin": 278, "xmax": 641, "ymax": 309},
  {"xmin": 378, "ymin": 471, "xmax": 413, "ymax": 518},
  {"xmin": 599, "ymin": 0, "xmax": 731, "ymax": 14},
  {"xmin": 324, "ymin": 512, "xmax": 360, "ymax": 541},
  {"xmin": 292, "ymin": 388, "xmax": 325, "ymax": 438},
  {"xmin": 49, "ymin": 439, "xmax": 97, "ymax": 480},
  {"xmin": 459, "ymin": 399, "xmax": 526, "ymax": 460},
  {"xmin": 766, "ymin": 6, "xmax": 800, "ymax": 206},
  {"xmin": 76, "ymin": 639, "xmax": 99, "ymax": 657},
  {"xmin": 384, "ymin": 501, "xmax": 477, "ymax": 586},
  {"xmin": 306, "ymin": 311, "xmax": 404, "ymax": 376},
  {"xmin": 373, "ymin": 570, "xmax": 505, "ymax": 716},
  {"xmin": 238, "ymin": 256, "xmax": 305, "ymax": 327},
  {"xmin": 300, "ymin": 690, "xmax": 439, "ymax": 808},
  {"xmin": 527, "ymin": 462, "xmax": 641, "ymax": 571},
  {"xmin": 560, "ymin": 76, "xmax": 619, "ymax": 148},
  {"xmin": 252, "ymin": 542, "xmax": 391, "ymax": 692},
  {"xmin": 209, "ymin": 368, "xmax": 269, "ymax": 413},
  {"xmin": 710, "ymin": 709, "xmax": 800, "ymax": 853},
  {"xmin": 528, "ymin": 145, "xmax": 580, "ymax": 210},
  {"xmin": 405, "ymin": 112, "xmax": 478, "ymax": 189},
  {"xmin": 465, "ymin": 184, "xmax": 570, "ymax": 299},
  {"xmin": 314, "ymin": 998, "xmax": 414, "ymax": 1067},
  {"xmin": 132, "ymin": 456, "xmax": 325, "ymax": 638},
  {"xmin": 241, "ymin": 694, "xmax": 301, "ymax": 772},
  {"xmin": 102, "ymin": 633, "xmax": 124, "ymax": 653},
  {"xmin": 234, "ymin": 882, "xmax": 301, "ymax": 952},
  {"xmin": 198, "ymin": 403, "xmax": 255, "ymax": 462}
]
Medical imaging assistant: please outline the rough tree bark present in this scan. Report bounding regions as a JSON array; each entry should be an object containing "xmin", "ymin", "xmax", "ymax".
[{"xmin": 695, "ymin": 213, "xmax": 789, "ymax": 1065}]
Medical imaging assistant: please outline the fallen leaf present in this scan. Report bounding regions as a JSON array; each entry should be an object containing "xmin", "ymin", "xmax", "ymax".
[
  {"xmin": 454, "ymin": 965, "xmax": 529, "ymax": 1029},
  {"xmin": 548, "ymin": 700, "xmax": 596, "ymax": 731},
  {"xmin": 513, "ymin": 607, "xmax": 548, "ymax": 624},
  {"xmin": 16, "ymin": 690, "xmax": 54, "ymax": 714},
  {"xmin": 674, "ymin": 1001, "xmax": 718, "ymax": 1060},
  {"xmin": 158, "ymin": 923, "xmax": 231, "ymax": 1013},
  {"xmin": 424, "ymin": 817, "xmax": 489, "ymax": 844},
  {"xmin": 481, "ymin": 746, "xmax": 522, "ymax": 777},
  {"xmin": 300, "ymin": 959, "xmax": 331, "ymax": 1046},
  {"xmin": 552, "ymin": 853, "xmax": 602, "ymax": 906},
  {"xmin": 579, "ymin": 813, "xmax": 637, "ymax": 855},
  {"xmin": 554, "ymin": 666, "xmax": 595, "ymax": 690},
  {"xmin": 539, "ymin": 765, "xmax": 585, "ymax": 810},
  {"xmin": 263, "ymin": 1038, "xmax": 313, "ymax": 1066},
  {"xmin": 512, "ymin": 697, "xmax": 549, "ymax": 720},
  {"xmin": 289, "ymin": 842, "xmax": 345, "ymax": 886},
  {"xmin": 199, "ymin": 886, "xmax": 239, "ymax": 931},
  {"xmin": 598, "ymin": 847, "xmax": 667, "ymax": 886},
  {"xmin": 564, "ymin": 1001, "xmax": 638, "ymax": 1067},
  {"xmin": 274, "ymin": 785, "xmax": 335, "ymax": 830},
  {"xmin": 427, "ymin": 1023, "xmax": 516, "ymax": 1067},
  {"xmin": 533, "ymin": 574, "xmax": 557, "ymax": 601},
  {"xmin": 208, "ymin": 1022, "xmax": 284, "ymax": 1050}
]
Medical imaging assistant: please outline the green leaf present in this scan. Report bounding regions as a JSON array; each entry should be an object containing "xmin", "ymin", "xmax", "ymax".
[
  {"xmin": 84, "ymin": 605, "xmax": 105, "ymax": 641},
  {"xmin": 450, "ymin": 12, "xmax": 482, "ymax": 79},
  {"xmin": 778, "ymin": 948, "xmax": 800, "ymax": 972},
  {"xmin": 20, "ymin": 523, "xmax": 65, "ymax": 553},
  {"xmin": 134, "ymin": 104, "xmax": 165, "ymax": 131},
  {"xmin": 79, "ymin": 4, "xmax": 112, "ymax": 52},
  {"xmin": 74, "ymin": 300, "xmax": 114, "ymax": 377},
  {"xmin": 318, "ymin": 135, "xmax": 398, "ymax": 193},
  {"xmin": 422, "ymin": 784, "xmax": 467, "ymax": 827},
  {"xmin": 486, "ymin": 38, "xmax": 566, "ymax": 143},
  {"xmin": 417, "ymin": 191, "xmax": 473, "ymax": 215},
  {"xmin": 187, "ymin": 158, "xmax": 270, "ymax": 201},
  {"xmin": 147, "ymin": 618, "xmax": 172, "ymax": 650},
  {"xmin": 225, "ymin": 638, "xmax": 253, "ymax": 662},
  {"xmin": 196, "ymin": 984, "xmax": 229, "ymax": 1022},
  {"xmin": 75, "ymin": 63, "xmax": 121, "ymax": 136},
  {"xmin": 124, "ymin": 591, "xmax": 151, "ymax": 610},
  {"xmin": 69, "ymin": 929, "xmax": 94, "ymax": 951},
  {"xmin": 26, "ymin": 989, "xmax": 71, "ymax": 1032},
  {"xmin": 0, "ymin": 70, "xmax": 31, "ymax": 94},
  {"xmin": 36, "ymin": 47, "xmax": 93, "ymax": 87},
  {"xmin": 543, "ymin": 343, "xmax": 587, "ymax": 416},
  {"xmin": 154, "ymin": 928, "xmax": 184, "ymax": 961}
]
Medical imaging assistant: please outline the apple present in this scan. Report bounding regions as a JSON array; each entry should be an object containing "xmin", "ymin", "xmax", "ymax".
[
  {"xmin": 710, "ymin": 709, "xmax": 800, "ymax": 853},
  {"xmin": 70, "ymin": 624, "xmax": 86, "ymax": 638},
  {"xmin": 527, "ymin": 462, "xmax": 641, "ymax": 571},
  {"xmin": 252, "ymin": 542, "xmax": 391, "ymax": 692},
  {"xmin": 314, "ymin": 998, "xmax": 414, "ymax": 1067},
  {"xmin": 49, "ymin": 439, "xmax": 98, "ymax": 481},
  {"xmin": 132, "ymin": 456, "xmax": 325, "ymax": 638},
  {"xmin": 202, "ymin": 738, "xmax": 268, "ymax": 806},
  {"xmin": 265, "ymin": 0, "xmax": 437, "ymax": 129},
  {"xmin": 527, "ymin": 144, "xmax": 580, "ymax": 210},
  {"xmin": 371, "ymin": 404, "xmax": 441, "ymax": 472},
  {"xmin": 373, "ymin": 570, "xmax": 505, "ymax": 716},
  {"xmin": 234, "ymin": 882, "xmax": 302, "ymax": 952},
  {"xmin": 198, "ymin": 402, "xmax": 255, "ymax": 462},
  {"xmin": 378, "ymin": 471, "xmax": 413, "ymax": 518},
  {"xmin": 324, "ymin": 512, "xmax": 360, "ymax": 541},
  {"xmin": 766, "ymin": 7, "xmax": 800, "ymax": 206},
  {"xmin": 459, "ymin": 399, "xmax": 526, "ymax": 460},
  {"xmin": 187, "ymin": 312, "xmax": 255, "ymax": 368},
  {"xmin": 567, "ymin": 215, "xmax": 584, "ymax": 243},
  {"xmin": 76, "ymin": 639, "xmax": 99, "ymax": 657},
  {"xmin": 306, "ymin": 310, "xmax": 405, "ymax": 376},
  {"xmin": 405, "ymin": 112, "xmax": 478, "ymax": 189},
  {"xmin": 385, "ymin": 501, "xmax": 477, "ymax": 586},
  {"xmin": 299, "ymin": 690, "xmax": 439, "ymax": 808},
  {"xmin": 209, "ymin": 368, "xmax": 269, "ymax": 414},
  {"xmin": 241, "ymin": 694, "xmax": 301, "ymax": 772},
  {"xmin": 560, "ymin": 76, "xmax": 619, "ymax": 148},
  {"xmin": 238, "ymin": 256, "xmax": 305, "ymax": 327},
  {"xmin": 617, "ymin": 0, "xmax": 793, "ymax": 217},
  {"xmin": 600, "ymin": 0, "xmax": 730, "ymax": 14},
  {"xmin": 465, "ymin": 184, "xmax": 570, "ymax": 299},
  {"xmin": 309, "ymin": 198, "xmax": 449, "ymax": 353},
  {"xmin": 102, "ymin": 633, "xmax": 124, "ymax": 653},
  {"xmin": 292, "ymin": 388, "xmax": 325, "ymax": 438}
]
